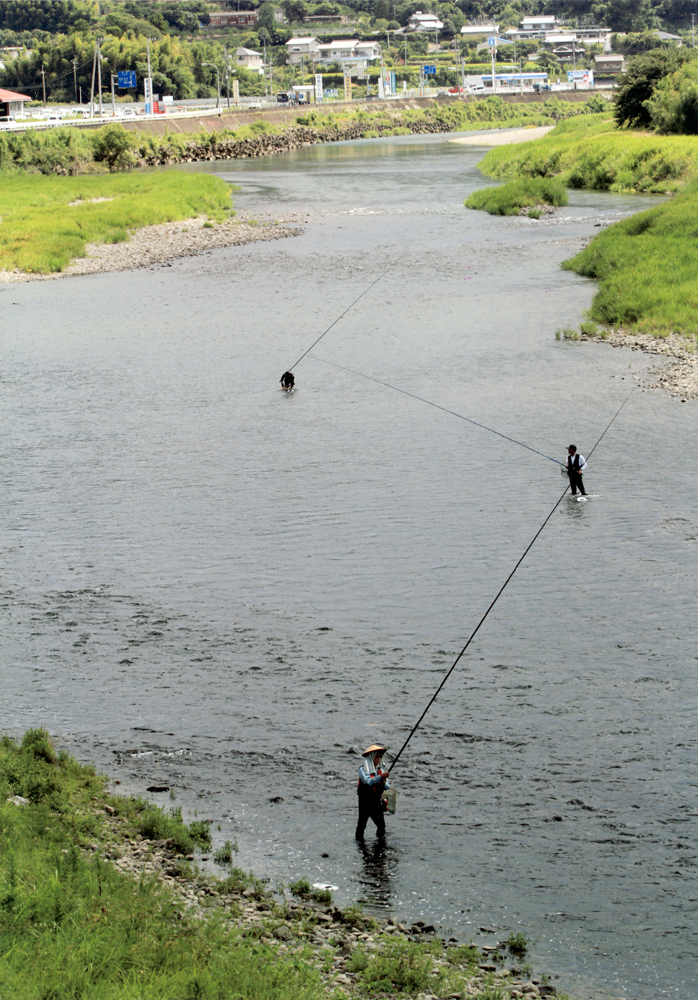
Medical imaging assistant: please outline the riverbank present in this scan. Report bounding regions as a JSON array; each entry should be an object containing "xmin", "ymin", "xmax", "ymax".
[
  {"xmin": 580, "ymin": 328, "xmax": 698, "ymax": 400},
  {"xmin": 1, "ymin": 731, "xmax": 569, "ymax": 1000},
  {"xmin": 0, "ymin": 214, "xmax": 301, "ymax": 283},
  {"xmin": 450, "ymin": 126, "xmax": 554, "ymax": 146}
]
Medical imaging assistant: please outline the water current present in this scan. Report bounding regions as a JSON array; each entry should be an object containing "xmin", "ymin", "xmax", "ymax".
[{"xmin": 2, "ymin": 132, "xmax": 696, "ymax": 1000}]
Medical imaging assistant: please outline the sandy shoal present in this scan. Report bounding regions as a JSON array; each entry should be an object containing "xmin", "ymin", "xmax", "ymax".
[{"xmin": 450, "ymin": 125, "xmax": 555, "ymax": 146}]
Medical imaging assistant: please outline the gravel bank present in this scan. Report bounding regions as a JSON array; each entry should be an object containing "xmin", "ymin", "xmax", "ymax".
[
  {"xmin": 581, "ymin": 329, "xmax": 698, "ymax": 400},
  {"xmin": 96, "ymin": 815, "xmax": 563, "ymax": 1000},
  {"xmin": 0, "ymin": 215, "xmax": 302, "ymax": 284}
]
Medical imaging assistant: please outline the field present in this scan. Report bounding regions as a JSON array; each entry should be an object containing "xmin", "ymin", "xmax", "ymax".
[
  {"xmin": 0, "ymin": 172, "xmax": 232, "ymax": 273},
  {"xmin": 476, "ymin": 113, "xmax": 698, "ymax": 193}
]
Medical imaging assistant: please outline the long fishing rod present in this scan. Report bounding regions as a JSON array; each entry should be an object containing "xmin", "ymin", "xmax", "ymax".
[
  {"xmin": 315, "ymin": 356, "xmax": 560, "ymax": 465},
  {"xmin": 286, "ymin": 272, "xmax": 388, "ymax": 373},
  {"xmin": 388, "ymin": 386, "xmax": 636, "ymax": 774}
]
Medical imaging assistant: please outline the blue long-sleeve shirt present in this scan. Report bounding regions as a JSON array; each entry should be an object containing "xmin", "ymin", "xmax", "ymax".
[{"xmin": 358, "ymin": 764, "xmax": 390, "ymax": 788}]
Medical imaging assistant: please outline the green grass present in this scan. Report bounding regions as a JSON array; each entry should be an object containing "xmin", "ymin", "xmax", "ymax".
[
  {"xmin": 563, "ymin": 179, "xmax": 698, "ymax": 334},
  {"xmin": 0, "ymin": 171, "xmax": 232, "ymax": 274},
  {"xmin": 477, "ymin": 113, "xmax": 698, "ymax": 193},
  {"xmin": 465, "ymin": 177, "xmax": 568, "ymax": 216},
  {"xmin": 0, "ymin": 731, "xmax": 323, "ymax": 1000}
]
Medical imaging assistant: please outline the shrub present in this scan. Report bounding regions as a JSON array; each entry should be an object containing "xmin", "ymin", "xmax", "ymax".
[
  {"xmin": 554, "ymin": 327, "xmax": 579, "ymax": 340},
  {"xmin": 614, "ymin": 47, "xmax": 695, "ymax": 128},
  {"xmin": 507, "ymin": 931, "xmax": 528, "ymax": 957},
  {"xmin": 347, "ymin": 938, "xmax": 441, "ymax": 993},
  {"xmin": 91, "ymin": 123, "xmax": 135, "ymax": 169}
]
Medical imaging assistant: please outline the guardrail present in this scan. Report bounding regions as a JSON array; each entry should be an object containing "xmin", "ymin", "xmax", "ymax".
[{"xmin": 0, "ymin": 105, "xmax": 228, "ymax": 133}]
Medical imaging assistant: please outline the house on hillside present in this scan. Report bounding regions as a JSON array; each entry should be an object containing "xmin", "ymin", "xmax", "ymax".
[
  {"xmin": 521, "ymin": 15, "xmax": 558, "ymax": 33},
  {"xmin": 594, "ymin": 53, "xmax": 625, "ymax": 76},
  {"xmin": 654, "ymin": 30, "xmax": 682, "ymax": 46},
  {"xmin": 236, "ymin": 47, "xmax": 264, "ymax": 73},
  {"xmin": 407, "ymin": 12, "xmax": 443, "ymax": 33},
  {"xmin": 460, "ymin": 23, "xmax": 498, "ymax": 38},
  {"xmin": 0, "ymin": 87, "xmax": 31, "ymax": 119},
  {"xmin": 315, "ymin": 40, "xmax": 381, "ymax": 68},
  {"xmin": 286, "ymin": 37, "xmax": 320, "ymax": 65},
  {"xmin": 209, "ymin": 11, "xmax": 258, "ymax": 27}
]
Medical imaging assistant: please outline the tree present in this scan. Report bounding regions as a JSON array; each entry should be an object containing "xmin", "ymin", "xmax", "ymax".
[
  {"xmin": 614, "ymin": 46, "xmax": 694, "ymax": 127},
  {"xmin": 90, "ymin": 122, "xmax": 134, "ymax": 169},
  {"xmin": 645, "ymin": 59, "xmax": 698, "ymax": 133},
  {"xmin": 257, "ymin": 2, "xmax": 277, "ymax": 33},
  {"xmin": 283, "ymin": 0, "xmax": 307, "ymax": 24}
]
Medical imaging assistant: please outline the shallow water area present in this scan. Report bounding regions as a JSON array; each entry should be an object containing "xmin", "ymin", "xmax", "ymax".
[{"xmin": 2, "ymin": 132, "xmax": 697, "ymax": 1000}]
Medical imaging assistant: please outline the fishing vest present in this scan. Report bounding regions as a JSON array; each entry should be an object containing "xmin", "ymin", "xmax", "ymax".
[{"xmin": 568, "ymin": 454, "xmax": 581, "ymax": 473}]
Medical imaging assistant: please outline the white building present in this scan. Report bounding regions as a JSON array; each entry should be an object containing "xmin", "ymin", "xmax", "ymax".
[
  {"xmin": 286, "ymin": 37, "xmax": 320, "ymax": 65},
  {"xmin": 0, "ymin": 86, "xmax": 30, "ymax": 119},
  {"xmin": 315, "ymin": 39, "xmax": 381, "ymax": 67},
  {"xmin": 407, "ymin": 12, "xmax": 444, "ymax": 33},
  {"xmin": 460, "ymin": 23, "xmax": 498, "ymax": 37},
  {"xmin": 521, "ymin": 15, "xmax": 558, "ymax": 33},
  {"xmin": 236, "ymin": 47, "xmax": 264, "ymax": 73}
]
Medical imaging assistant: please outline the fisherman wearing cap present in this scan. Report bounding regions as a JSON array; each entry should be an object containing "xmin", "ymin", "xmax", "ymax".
[
  {"xmin": 356, "ymin": 744, "xmax": 390, "ymax": 840},
  {"xmin": 565, "ymin": 444, "xmax": 587, "ymax": 497}
]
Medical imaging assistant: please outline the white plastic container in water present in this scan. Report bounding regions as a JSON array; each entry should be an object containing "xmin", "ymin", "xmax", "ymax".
[{"xmin": 382, "ymin": 787, "xmax": 397, "ymax": 814}]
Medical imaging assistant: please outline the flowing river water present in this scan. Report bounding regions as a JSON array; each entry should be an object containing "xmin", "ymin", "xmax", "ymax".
[{"xmin": 2, "ymin": 132, "xmax": 697, "ymax": 1000}]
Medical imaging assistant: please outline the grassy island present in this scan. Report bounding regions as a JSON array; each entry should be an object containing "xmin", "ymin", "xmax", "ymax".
[
  {"xmin": 465, "ymin": 178, "xmax": 568, "ymax": 218},
  {"xmin": 0, "ymin": 730, "xmax": 571, "ymax": 1000}
]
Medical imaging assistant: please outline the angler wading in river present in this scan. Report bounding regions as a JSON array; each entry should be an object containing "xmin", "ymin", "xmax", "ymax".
[
  {"xmin": 356, "ymin": 744, "xmax": 391, "ymax": 840},
  {"xmin": 565, "ymin": 444, "xmax": 587, "ymax": 496}
]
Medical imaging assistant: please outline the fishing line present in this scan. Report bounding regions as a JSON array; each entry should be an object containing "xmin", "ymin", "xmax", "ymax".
[
  {"xmin": 388, "ymin": 386, "xmax": 636, "ymax": 774},
  {"xmin": 314, "ymin": 356, "xmax": 560, "ymax": 465},
  {"xmin": 287, "ymin": 271, "xmax": 388, "ymax": 373}
]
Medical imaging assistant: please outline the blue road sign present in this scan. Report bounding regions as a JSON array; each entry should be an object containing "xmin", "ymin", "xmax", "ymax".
[
  {"xmin": 117, "ymin": 70, "xmax": 137, "ymax": 88},
  {"xmin": 488, "ymin": 37, "xmax": 497, "ymax": 46},
  {"xmin": 423, "ymin": 65, "xmax": 436, "ymax": 75}
]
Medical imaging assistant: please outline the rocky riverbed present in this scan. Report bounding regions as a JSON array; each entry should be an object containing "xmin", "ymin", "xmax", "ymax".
[
  {"xmin": 0, "ymin": 216, "xmax": 302, "ymax": 283},
  {"xmin": 581, "ymin": 329, "xmax": 698, "ymax": 401},
  {"xmin": 94, "ymin": 808, "xmax": 564, "ymax": 1000}
]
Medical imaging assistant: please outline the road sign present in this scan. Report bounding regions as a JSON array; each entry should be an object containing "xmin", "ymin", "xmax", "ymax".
[
  {"xmin": 423, "ymin": 65, "xmax": 436, "ymax": 75},
  {"xmin": 488, "ymin": 37, "xmax": 497, "ymax": 47},
  {"xmin": 117, "ymin": 70, "xmax": 137, "ymax": 88}
]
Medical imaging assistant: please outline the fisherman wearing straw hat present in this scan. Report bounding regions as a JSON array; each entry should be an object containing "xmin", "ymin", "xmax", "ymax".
[{"xmin": 356, "ymin": 744, "xmax": 390, "ymax": 840}]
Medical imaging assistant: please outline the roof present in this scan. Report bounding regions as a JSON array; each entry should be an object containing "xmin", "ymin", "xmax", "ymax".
[
  {"xmin": 236, "ymin": 47, "xmax": 261, "ymax": 56},
  {"xmin": 595, "ymin": 53, "xmax": 624, "ymax": 61},
  {"xmin": 522, "ymin": 15, "xmax": 557, "ymax": 23},
  {"xmin": 461, "ymin": 23, "xmax": 498, "ymax": 34},
  {"xmin": 286, "ymin": 37, "xmax": 317, "ymax": 45},
  {"xmin": 0, "ymin": 88, "xmax": 31, "ymax": 101},
  {"xmin": 655, "ymin": 30, "xmax": 682, "ymax": 40}
]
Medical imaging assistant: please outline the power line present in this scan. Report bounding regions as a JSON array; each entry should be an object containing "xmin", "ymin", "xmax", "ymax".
[
  {"xmin": 314, "ymin": 356, "xmax": 561, "ymax": 465},
  {"xmin": 388, "ymin": 387, "xmax": 636, "ymax": 774}
]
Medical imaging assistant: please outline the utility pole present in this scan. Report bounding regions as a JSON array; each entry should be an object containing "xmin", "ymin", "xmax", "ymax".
[
  {"xmin": 693, "ymin": 13, "xmax": 696, "ymax": 48},
  {"xmin": 146, "ymin": 37, "xmax": 153, "ymax": 115},
  {"xmin": 97, "ymin": 38, "xmax": 103, "ymax": 116},
  {"xmin": 72, "ymin": 57, "xmax": 78, "ymax": 102},
  {"xmin": 40, "ymin": 64, "xmax": 46, "ymax": 106},
  {"xmin": 225, "ymin": 44, "xmax": 230, "ymax": 108},
  {"xmin": 111, "ymin": 73, "xmax": 116, "ymax": 116},
  {"xmin": 89, "ymin": 42, "xmax": 96, "ymax": 117},
  {"xmin": 490, "ymin": 40, "xmax": 496, "ymax": 95}
]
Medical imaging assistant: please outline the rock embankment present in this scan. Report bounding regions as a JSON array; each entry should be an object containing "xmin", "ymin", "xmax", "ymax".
[
  {"xmin": 0, "ymin": 216, "xmax": 302, "ymax": 283},
  {"xmin": 138, "ymin": 120, "xmax": 454, "ymax": 166},
  {"xmin": 581, "ymin": 329, "xmax": 698, "ymax": 401},
  {"xmin": 95, "ymin": 817, "xmax": 562, "ymax": 1000}
]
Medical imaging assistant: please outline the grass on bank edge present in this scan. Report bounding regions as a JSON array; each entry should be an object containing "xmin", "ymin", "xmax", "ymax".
[
  {"xmin": 0, "ymin": 171, "xmax": 232, "ymax": 273},
  {"xmin": 0, "ymin": 730, "xmax": 574, "ymax": 1000},
  {"xmin": 476, "ymin": 112, "xmax": 698, "ymax": 193},
  {"xmin": 0, "ymin": 730, "xmax": 324, "ymax": 1000},
  {"xmin": 465, "ymin": 177, "xmax": 568, "ymax": 217},
  {"xmin": 563, "ymin": 179, "xmax": 698, "ymax": 335}
]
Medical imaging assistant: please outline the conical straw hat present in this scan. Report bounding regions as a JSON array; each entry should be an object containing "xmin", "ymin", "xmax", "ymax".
[{"xmin": 362, "ymin": 744, "xmax": 388, "ymax": 757}]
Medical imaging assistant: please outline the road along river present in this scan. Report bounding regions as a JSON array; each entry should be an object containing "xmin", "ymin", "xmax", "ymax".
[{"xmin": 2, "ymin": 132, "xmax": 696, "ymax": 1000}]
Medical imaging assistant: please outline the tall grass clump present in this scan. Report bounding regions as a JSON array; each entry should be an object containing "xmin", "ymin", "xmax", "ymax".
[
  {"xmin": 465, "ymin": 177, "xmax": 568, "ymax": 216},
  {"xmin": 0, "ymin": 171, "xmax": 232, "ymax": 274},
  {"xmin": 563, "ymin": 179, "xmax": 698, "ymax": 334},
  {"xmin": 477, "ymin": 114, "xmax": 698, "ymax": 193},
  {"xmin": 0, "ymin": 731, "xmax": 323, "ymax": 1000}
]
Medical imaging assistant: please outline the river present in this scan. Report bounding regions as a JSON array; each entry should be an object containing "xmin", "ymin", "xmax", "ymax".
[{"xmin": 2, "ymin": 131, "xmax": 696, "ymax": 1000}]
